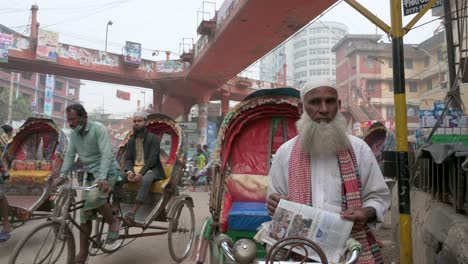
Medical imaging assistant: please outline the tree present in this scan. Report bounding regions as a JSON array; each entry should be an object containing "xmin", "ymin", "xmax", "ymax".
[{"xmin": 0, "ymin": 87, "xmax": 33, "ymax": 123}]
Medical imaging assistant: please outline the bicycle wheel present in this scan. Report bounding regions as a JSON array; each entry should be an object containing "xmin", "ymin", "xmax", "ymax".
[
  {"xmin": 9, "ymin": 221, "xmax": 75, "ymax": 264},
  {"xmin": 91, "ymin": 213, "xmax": 125, "ymax": 254},
  {"xmin": 168, "ymin": 199, "xmax": 195, "ymax": 263}
]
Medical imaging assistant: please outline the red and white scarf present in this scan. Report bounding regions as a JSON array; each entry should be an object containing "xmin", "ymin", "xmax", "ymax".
[{"xmin": 288, "ymin": 137, "xmax": 383, "ymax": 264}]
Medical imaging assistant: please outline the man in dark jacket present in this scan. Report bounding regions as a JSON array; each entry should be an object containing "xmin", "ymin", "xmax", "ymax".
[{"xmin": 124, "ymin": 112, "xmax": 165, "ymax": 222}]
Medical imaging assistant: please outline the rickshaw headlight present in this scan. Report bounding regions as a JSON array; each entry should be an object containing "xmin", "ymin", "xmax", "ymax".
[{"xmin": 233, "ymin": 239, "xmax": 257, "ymax": 264}]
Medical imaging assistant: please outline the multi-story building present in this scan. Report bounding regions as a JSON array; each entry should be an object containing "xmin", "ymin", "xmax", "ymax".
[
  {"xmin": 0, "ymin": 69, "xmax": 81, "ymax": 127},
  {"xmin": 258, "ymin": 21, "xmax": 348, "ymax": 87},
  {"xmin": 289, "ymin": 21, "xmax": 347, "ymax": 87},
  {"xmin": 332, "ymin": 32, "xmax": 448, "ymax": 136}
]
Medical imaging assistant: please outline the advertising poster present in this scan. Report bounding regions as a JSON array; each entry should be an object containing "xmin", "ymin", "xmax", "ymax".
[
  {"xmin": 36, "ymin": 29, "xmax": 59, "ymax": 62},
  {"xmin": 0, "ymin": 43, "xmax": 8, "ymax": 63},
  {"xmin": 207, "ymin": 121, "xmax": 217, "ymax": 151},
  {"xmin": 44, "ymin": 74, "xmax": 55, "ymax": 116},
  {"xmin": 123, "ymin": 41, "xmax": 142, "ymax": 65},
  {"xmin": 0, "ymin": 33, "xmax": 13, "ymax": 63}
]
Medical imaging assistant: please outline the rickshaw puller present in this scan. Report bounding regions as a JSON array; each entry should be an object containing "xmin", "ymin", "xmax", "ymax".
[{"xmin": 59, "ymin": 104, "xmax": 122, "ymax": 264}]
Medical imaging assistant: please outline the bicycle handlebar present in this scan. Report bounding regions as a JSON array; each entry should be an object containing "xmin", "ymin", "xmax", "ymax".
[{"xmin": 59, "ymin": 184, "xmax": 98, "ymax": 191}]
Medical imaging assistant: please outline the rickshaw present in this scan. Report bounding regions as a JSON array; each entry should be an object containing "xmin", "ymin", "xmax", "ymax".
[
  {"xmin": 114, "ymin": 113, "xmax": 195, "ymax": 262},
  {"xmin": 9, "ymin": 114, "xmax": 195, "ymax": 264},
  {"xmin": 195, "ymin": 88, "xmax": 301, "ymax": 263},
  {"xmin": 1, "ymin": 118, "xmax": 65, "ymax": 229}
]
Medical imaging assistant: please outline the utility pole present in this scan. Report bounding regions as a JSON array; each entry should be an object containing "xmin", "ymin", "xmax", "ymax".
[
  {"xmin": 443, "ymin": 0, "xmax": 459, "ymax": 109},
  {"xmin": 343, "ymin": 0, "xmax": 442, "ymax": 262},
  {"xmin": 7, "ymin": 72, "xmax": 15, "ymax": 125}
]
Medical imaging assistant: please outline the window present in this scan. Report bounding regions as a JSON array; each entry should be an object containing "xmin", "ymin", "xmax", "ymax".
[
  {"xmin": 388, "ymin": 59, "xmax": 393, "ymax": 68},
  {"xmin": 437, "ymin": 49, "xmax": 444, "ymax": 61},
  {"xmin": 294, "ymin": 61, "xmax": 307, "ymax": 69},
  {"xmin": 294, "ymin": 71, "xmax": 307, "ymax": 79},
  {"xmin": 424, "ymin": 57, "xmax": 430, "ymax": 67},
  {"xmin": 294, "ymin": 50, "xmax": 307, "ymax": 59},
  {"xmin": 294, "ymin": 40, "xmax": 307, "ymax": 49},
  {"xmin": 365, "ymin": 57, "xmax": 375, "ymax": 68},
  {"xmin": 55, "ymin": 81, "xmax": 63, "ymax": 91},
  {"xmin": 426, "ymin": 79, "xmax": 432, "ymax": 90},
  {"xmin": 366, "ymin": 81, "xmax": 375, "ymax": 93},
  {"xmin": 40, "ymin": 75, "xmax": 46, "ymax": 85},
  {"xmin": 21, "ymin": 72, "xmax": 32, "ymax": 80},
  {"xmin": 404, "ymin": 59, "xmax": 413, "ymax": 69},
  {"xmin": 54, "ymin": 102, "xmax": 62, "ymax": 112},
  {"xmin": 409, "ymin": 81, "xmax": 418, "ymax": 92},
  {"xmin": 69, "ymin": 86, "xmax": 77, "ymax": 95},
  {"xmin": 386, "ymin": 105, "xmax": 395, "ymax": 117},
  {"xmin": 20, "ymin": 93, "xmax": 31, "ymax": 100}
]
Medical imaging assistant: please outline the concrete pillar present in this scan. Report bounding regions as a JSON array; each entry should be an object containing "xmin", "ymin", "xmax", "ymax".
[
  {"xmin": 153, "ymin": 90, "xmax": 163, "ymax": 113},
  {"xmin": 221, "ymin": 91, "xmax": 230, "ymax": 116}
]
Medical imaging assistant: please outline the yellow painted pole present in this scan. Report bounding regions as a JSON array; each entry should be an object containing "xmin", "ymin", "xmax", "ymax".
[{"xmin": 390, "ymin": 0, "xmax": 413, "ymax": 263}]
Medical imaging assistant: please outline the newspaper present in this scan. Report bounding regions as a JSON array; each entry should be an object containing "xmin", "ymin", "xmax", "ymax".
[{"xmin": 259, "ymin": 200, "xmax": 353, "ymax": 262}]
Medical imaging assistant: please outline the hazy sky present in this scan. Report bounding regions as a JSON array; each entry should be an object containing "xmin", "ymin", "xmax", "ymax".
[{"xmin": 1, "ymin": 0, "xmax": 442, "ymax": 115}]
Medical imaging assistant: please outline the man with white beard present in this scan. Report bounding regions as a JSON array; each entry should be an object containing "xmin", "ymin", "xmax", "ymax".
[{"xmin": 266, "ymin": 80, "xmax": 390, "ymax": 264}]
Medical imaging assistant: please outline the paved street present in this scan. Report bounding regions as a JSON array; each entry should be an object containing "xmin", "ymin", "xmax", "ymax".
[{"xmin": 0, "ymin": 188, "xmax": 211, "ymax": 264}]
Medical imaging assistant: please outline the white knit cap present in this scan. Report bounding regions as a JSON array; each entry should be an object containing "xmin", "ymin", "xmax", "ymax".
[
  {"xmin": 134, "ymin": 111, "xmax": 148, "ymax": 119},
  {"xmin": 300, "ymin": 79, "xmax": 336, "ymax": 101}
]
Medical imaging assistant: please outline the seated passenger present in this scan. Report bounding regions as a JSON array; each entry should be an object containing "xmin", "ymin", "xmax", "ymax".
[{"xmin": 124, "ymin": 112, "xmax": 165, "ymax": 223}]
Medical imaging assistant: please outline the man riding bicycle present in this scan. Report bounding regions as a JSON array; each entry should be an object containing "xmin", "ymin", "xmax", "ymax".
[{"xmin": 59, "ymin": 103, "xmax": 122, "ymax": 264}]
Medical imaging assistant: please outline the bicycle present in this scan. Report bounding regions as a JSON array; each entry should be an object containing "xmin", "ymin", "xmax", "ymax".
[{"xmin": 9, "ymin": 182, "xmax": 124, "ymax": 264}]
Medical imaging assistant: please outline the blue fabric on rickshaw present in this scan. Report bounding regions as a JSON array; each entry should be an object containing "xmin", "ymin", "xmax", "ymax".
[{"xmin": 227, "ymin": 202, "xmax": 271, "ymax": 231}]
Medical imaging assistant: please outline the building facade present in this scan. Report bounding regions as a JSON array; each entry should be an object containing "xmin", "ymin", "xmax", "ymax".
[
  {"xmin": 258, "ymin": 21, "xmax": 348, "ymax": 87},
  {"xmin": 0, "ymin": 69, "xmax": 81, "ymax": 127},
  {"xmin": 332, "ymin": 32, "xmax": 448, "ymax": 136}
]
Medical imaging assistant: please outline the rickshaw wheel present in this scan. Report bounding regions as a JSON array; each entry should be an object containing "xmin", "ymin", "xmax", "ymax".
[
  {"xmin": 168, "ymin": 199, "xmax": 195, "ymax": 263},
  {"xmin": 9, "ymin": 221, "xmax": 75, "ymax": 264}
]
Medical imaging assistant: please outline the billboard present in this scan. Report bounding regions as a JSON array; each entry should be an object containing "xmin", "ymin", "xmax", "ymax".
[
  {"xmin": 36, "ymin": 29, "xmax": 59, "ymax": 62},
  {"xmin": 44, "ymin": 75, "xmax": 54, "ymax": 116},
  {"xmin": 123, "ymin": 41, "xmax": 141, "ymax": 65}
]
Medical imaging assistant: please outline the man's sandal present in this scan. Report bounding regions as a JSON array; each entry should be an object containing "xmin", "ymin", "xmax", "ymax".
[
  {"xmin": 106, "ymin": 218, "xmax": 120, "ymax": 244},
  {"xmin": 0, "ymin": 231, "xmax": 11, "ymax": 242}
]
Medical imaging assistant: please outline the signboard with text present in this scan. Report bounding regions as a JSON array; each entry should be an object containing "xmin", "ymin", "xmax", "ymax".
[
  {"xmin": 403, "ymin": 0, "xmax": 442, "ymax": 16},
  {"xmin": 44, "ymin": 75, "xmax": 54, "ymax": 116}
]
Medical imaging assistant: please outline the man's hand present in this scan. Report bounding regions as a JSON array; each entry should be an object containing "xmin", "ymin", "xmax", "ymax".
[
  {"xmin": 126, "ymin": 171, "xmax": 135, "ymax": 182},
  {"xmin": 134, "ymin": 173, "xmax": 143, "ymax": 183},
  {"xmin": 97, "ymin": 179, "xmax": 110, "ymax": 192},
  {"xmin": 340, "ymin": 207, "xmax": 376, "ymax": 231},
  {"xmin": 267, "ymin": 193, "xmax": 290, "ymax": 216}
]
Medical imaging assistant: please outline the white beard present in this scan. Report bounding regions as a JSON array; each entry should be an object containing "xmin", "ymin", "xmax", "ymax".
[{"xmin": 295, "ymin": 112, "xmax": 350, "ymax": 155}]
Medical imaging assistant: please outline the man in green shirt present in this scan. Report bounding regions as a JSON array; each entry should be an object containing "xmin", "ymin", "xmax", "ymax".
[{"xmin": 59, "ymin": 104, "xmax": 121, "ymax": 263}]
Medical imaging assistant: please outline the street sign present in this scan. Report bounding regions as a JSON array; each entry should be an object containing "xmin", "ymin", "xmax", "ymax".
[{"xmin": 403, "ymin": 0, "xmax": 442, "ymax": 16}]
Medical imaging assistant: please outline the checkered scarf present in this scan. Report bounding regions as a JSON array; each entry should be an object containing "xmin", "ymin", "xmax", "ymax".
[{"xmin": 288, "ymin": 137, "xmax": 383, "ymax": 264}]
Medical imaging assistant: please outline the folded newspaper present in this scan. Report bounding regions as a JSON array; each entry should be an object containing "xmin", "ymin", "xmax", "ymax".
[{"xmin": 256, "ymin": 200, "xmax": 353, "ymax": 262}]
